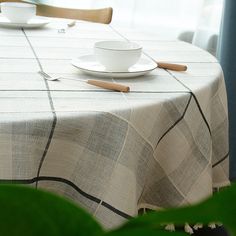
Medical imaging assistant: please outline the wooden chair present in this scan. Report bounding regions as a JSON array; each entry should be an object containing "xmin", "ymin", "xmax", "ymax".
[{"xmin": 0, "ymin": 0, "xmax": 113, "ymax": 24}]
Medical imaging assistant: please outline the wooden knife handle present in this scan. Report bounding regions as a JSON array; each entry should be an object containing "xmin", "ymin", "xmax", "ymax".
[
  {"xmin": 157, "ymin": 62, "xmax": 187, "ymax": 71},
  {"xmin": 87, "ymin": 80, "xmax": 130, "ymax": 92}
]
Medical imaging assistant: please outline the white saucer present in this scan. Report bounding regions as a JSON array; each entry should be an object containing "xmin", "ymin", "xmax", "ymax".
[
  {"xmin": 71, "ymin": 55, "xmax": 157, "ymax": 78},
  {"xmin": 0, "ymin": 16, "xmax": 49, "ymax": 29}
]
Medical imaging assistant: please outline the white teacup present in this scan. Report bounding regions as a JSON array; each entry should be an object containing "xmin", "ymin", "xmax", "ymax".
[
  {"xmin": 0, "ymin": 2, "xmax": 36, "ymax": 23},
  {"xmin": 94, "ymin": 40, "xmax": 142, "ymax": 72}
]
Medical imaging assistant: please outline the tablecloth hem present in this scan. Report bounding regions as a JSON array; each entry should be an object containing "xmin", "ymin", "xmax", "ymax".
[
  {"xmin": 213, "ymin": 180, "xmax": 231, "ymax": 189},
  {"xmin": 137, "ymin": 203, "xmax": 164, "ymax": 211}
]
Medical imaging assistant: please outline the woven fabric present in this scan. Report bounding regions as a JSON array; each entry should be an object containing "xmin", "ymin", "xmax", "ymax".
[{"xmin": 0, "ymin": 19, "xmax": 229, "ymax": 229}]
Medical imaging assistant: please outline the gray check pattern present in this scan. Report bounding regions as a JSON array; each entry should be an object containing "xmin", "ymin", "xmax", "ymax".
[{"xmin": 0, "ymin": 18, "xmax": 229, "ymax": 229}]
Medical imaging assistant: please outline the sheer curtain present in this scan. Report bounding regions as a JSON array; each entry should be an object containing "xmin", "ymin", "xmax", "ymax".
[
  {"xmin": 46, "ymin": 0, "xmax": 223, "ymax": 36},
  {"xmin": 34, "ymin": 0, "xmax": 224, "ymax": 52}
]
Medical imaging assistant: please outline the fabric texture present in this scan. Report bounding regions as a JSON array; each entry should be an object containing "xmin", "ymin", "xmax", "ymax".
[{"xmin": 0, "ymin": 18, "xmax": 229, "ymax": 229}]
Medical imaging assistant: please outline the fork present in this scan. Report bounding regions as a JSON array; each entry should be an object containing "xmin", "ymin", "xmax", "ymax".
[
  {"xmin": 58, "ymin": 20, "xmax": 77, "ymax": 33},
  {"xmin": 38, "ymin": 71, "xmax": 130, "ymax": 92}
]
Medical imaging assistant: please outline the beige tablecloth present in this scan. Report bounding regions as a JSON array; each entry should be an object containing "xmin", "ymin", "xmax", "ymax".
[{"xmin": 0, "ymin": 18, "xmax": 229, "ymax": 228}]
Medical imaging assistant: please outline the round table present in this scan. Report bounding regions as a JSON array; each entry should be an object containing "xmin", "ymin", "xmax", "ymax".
[{"xmin": 0, "ymin": 18, "xmax": 229, "ymax": 228}]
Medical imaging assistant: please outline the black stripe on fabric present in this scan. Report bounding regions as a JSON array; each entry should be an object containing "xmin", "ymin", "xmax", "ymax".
[
  {"xmin": 101, "ymin": 202, "xmax": 131, "ymax": 219},
  {"xmin": 0, "ymin": 176, "xmax": 131, "ymax": 219},
  {"xmin": 212, "ymin": 153, "xmax": 229, "ymax": 168},
  {"xmin": 165, "ymin": 71, "xmax": 212, "ymax": 136},
  {"xmin": 155, "ymin": 94, "xmax": 192, "ymax": 149},
  {"xmin": 35, "ymin": 118, "xmax": 57, "ymax": 188},
  {"xmin": 191, "ymin": 93, "xmax": 212, "ymax": 136},
  {"xmin": 0, "ymin": 176, "xmax": 100, "ymax": 203},
  {"xmin": 22, "ymin": 29, "xmax": 57, "ymax": 187}
]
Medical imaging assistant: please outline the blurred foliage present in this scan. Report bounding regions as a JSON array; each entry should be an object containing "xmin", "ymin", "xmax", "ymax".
[{"xmin": 0, "ymin": 183, "xmax": 234, "ymax": 236}]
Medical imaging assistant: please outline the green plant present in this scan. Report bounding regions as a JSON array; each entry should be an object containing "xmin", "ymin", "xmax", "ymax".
[{"xmin": 0, "ymin": 183, "xmax": 235, "ymax": 236}]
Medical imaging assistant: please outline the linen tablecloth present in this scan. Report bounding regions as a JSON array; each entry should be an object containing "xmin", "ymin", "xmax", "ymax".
[{"xmin": 0, "ymin": 18, "xmax": 229, "ymax": 228}]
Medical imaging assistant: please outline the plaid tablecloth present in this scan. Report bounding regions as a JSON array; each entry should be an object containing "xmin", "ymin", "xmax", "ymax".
[{"xmin": 0, "ymin": 18, "xmax": 229, "ymax": 228}]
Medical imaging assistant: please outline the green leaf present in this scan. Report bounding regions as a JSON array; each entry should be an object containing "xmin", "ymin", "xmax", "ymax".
[
  {"xmin": 114, "ymin": 184, "xmax": 236, "ymax": 235},
  {"xmin": 105, "ymin": 227, "xmax": 187, "ymax": 236},
  {"xmin": 0, "ymin": 185, "xmax": 103, "ymax": 236},
  {"xmin": 1, "ymin": 183, "xmax": 235, "ymax": 236}
]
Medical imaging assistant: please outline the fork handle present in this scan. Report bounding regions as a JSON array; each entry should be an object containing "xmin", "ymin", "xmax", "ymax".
[
  {"xmin": 157, "ymin": 62, "xmax": 187, "ymax": 71},
  {"xmin": 87, "ymin": 80, "xmax": 130, "ymax": 92}
]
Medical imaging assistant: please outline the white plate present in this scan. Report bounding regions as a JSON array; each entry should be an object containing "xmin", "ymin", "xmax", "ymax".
[
  {"xmin": 0, "ymin": 16, "xmax": 49, "ymax": 29},
  {"xmin": 71, "ymin": 54, "xmax": 157, "ymax": 78}
]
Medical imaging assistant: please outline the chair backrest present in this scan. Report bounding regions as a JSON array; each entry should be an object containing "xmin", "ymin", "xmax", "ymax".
[
  {"xmin": 178, "ymin": 31, "xmax": 194, "ymax": 44},
  {"xmin": 192, "ymin": 29, "xmax": 218, "ymax": 56},
  {"xmin": 0, "ymin": 0, "xmax": 113, "ymax": 24}
]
